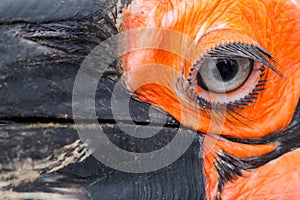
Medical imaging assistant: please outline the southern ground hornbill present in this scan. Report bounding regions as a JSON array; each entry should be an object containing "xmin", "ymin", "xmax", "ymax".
[{"xmin": 0, "ymin": 0, "xmax": 299, "ymax": 199}]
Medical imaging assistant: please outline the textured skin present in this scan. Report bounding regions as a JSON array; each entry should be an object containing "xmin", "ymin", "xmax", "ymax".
[
  {"xmin": 121, "ymin": 0, "xmax": 300, "ymax": 199},
  {"xmin": 121, "ymin": 0, "xmax": 300, "ymax": 137},
  {"xmin": 222, "ymin": 149, "xmax": 300, "ymax": 200}
]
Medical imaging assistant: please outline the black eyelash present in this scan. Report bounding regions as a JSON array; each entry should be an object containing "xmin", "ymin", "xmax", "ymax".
[
  {"xmin": 204, "ymin": 43, "xmax": 284, "ymax": 78},
  {"xmin": 227, "ymin": 65, "xmax": 267, "ymax": 111},
  {"xmin": 182, "ymin": 43, "xmax": 283, "ymax": 126}
]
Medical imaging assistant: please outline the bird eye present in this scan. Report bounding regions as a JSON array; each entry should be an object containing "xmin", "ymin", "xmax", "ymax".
[
  {"xmin": 197, "ymin": 57, "xmax": 252, "ymax": 93},
  {"xmin": 186, "ymin": 43, "xmax": 272, "ymax": 105}
]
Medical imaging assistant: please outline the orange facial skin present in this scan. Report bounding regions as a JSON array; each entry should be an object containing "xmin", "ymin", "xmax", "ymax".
[
  {"xmin": 221, "ymin": 149, "xmax": 300, "ymax": 200},
  {"xmin": 121, "ymin": 0, "xmax": 300, "ymax": 199},
  {"xmin": 121, "ymin": 0, "xmax": 300, "ymax": 138}
]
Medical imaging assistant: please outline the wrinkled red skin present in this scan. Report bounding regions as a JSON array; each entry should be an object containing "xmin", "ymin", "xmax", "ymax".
[{"xmin": 121, "ymin": 0, "xmax": 300, "ymax": 199}]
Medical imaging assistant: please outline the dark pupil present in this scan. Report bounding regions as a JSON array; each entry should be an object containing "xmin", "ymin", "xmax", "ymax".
[{"xmin": 214, "ymin": 59, "xmax": 239, "ymax": 82}]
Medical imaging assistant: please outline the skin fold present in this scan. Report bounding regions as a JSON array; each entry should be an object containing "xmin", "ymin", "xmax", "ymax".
[{"xmin": 120, "ymin": 0, "xmax": 300, "ymax": 199}]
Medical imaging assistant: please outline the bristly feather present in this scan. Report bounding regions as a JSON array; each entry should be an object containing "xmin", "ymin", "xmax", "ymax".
[
  {"xmin": 204, "ymin": 43, "xmax": 285, "ymax": 78},
  {"xmin": 109, "ymin": 0, "xmax": 132, "ymax": 30}
]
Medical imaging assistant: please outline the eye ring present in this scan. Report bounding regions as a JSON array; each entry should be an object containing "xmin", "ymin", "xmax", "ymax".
[
  {"xmin": 182, "ymin": 43, "xmax": 281, "ymax": 110},
  {"xmin": 196, "ymin": 57, "xmax": 253, "ymax": 94},
  {"xmin": 186, "ymin": 57, "xmax": 263, "ymax": 105}
]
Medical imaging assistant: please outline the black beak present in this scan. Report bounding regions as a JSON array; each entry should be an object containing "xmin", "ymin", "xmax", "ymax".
[{"xmin": 0, "ymin": 1, "xmax": 206, "ymax": 199}]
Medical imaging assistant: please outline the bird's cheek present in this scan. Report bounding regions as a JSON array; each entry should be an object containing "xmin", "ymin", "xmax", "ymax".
[{"xmin": 219, "ymin": 68, "xmax": 299, "ymax": 138}]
